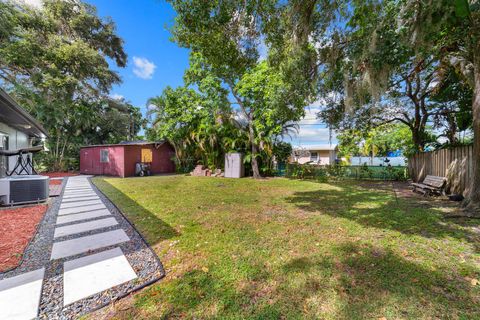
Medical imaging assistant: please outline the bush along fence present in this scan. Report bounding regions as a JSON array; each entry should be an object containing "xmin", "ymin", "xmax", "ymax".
[
  {"xmin": 285, "ymin": 163, "xmax": 408, "ymax": 182},
  {"xmin": 408, "ymin": 145, "xmax": 473, "ymax": 196}
]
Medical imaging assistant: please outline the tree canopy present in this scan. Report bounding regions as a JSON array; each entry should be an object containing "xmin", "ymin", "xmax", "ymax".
[{"xmin": 0, "ymin": 0, "xmax": 143, "ymax": 170}]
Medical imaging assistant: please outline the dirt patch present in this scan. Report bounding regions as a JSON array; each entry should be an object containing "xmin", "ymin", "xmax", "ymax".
[
  {"xmin": 356, "ymin": 180, "xmax": 461, "ymax": 212},
  {"xmin": 0, "ymin": 204, "xmax": 48, "ymax": 272}
]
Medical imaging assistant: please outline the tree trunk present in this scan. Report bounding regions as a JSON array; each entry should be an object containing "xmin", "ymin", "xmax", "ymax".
[
  {"xmin": 411, "ymin": 128, "xmax": 424, "ymax": 152},
  {"xmin": 248, "ymin": 122, "xmax": 261, "ymax": 179},
  {"xmin": 464, "ymin": 63, "xmax": 480, "ymax": 216}
]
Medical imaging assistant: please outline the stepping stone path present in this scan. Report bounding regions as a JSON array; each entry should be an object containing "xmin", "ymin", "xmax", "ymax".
[{"xmin": 0, "ymin": 176, "xmax": 164, "ymax": 319}]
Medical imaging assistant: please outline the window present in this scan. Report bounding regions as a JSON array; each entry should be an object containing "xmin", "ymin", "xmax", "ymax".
[
  {"xmin": 310, "ymin": 152, "xmax": 318, "ymax": 162},
  {"xmin": 100, "ymin": 149, "xmax": 109, "ymax": 163}
]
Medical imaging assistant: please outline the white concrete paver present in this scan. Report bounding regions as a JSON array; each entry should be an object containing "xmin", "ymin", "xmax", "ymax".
[
  {"xmin": 0, "ymin": 268, "xmax": 44, "ymax": 320},
  {"xmin": 54, "ymin": 217, "xmax": 118, "ymax": 238},
  {"xmin": 63, "ymin": 248, "xmax": 137, "ymax": 305},
  {"xmin": 63, "ymin": 190, "xmax": 96, "ymax": 194},
  {"xmin": 56, "ymin": 209, "xmax": 112, "ymax": 225},
  {"xmin": 51, "ymin": 229, "xmax": 130, "ymax": 259},
  {"xmin": 61, "ymin": 196, "xmax": 100, "ymax": 202},
  {"xmin": 60, "ymin": 199, "xmax": 103, "ymax": 209},
  {"xmin": 58, "ymin": 203, "xmax": 106, "ymax": 216},
  {"xmin": 63, "ymin": 193, "xmax": 97, "ymax": 198},
  {"xmin": 0, "ymin": 175, "xmax": 142, "ymax": 319},
  {"xmin": 62, "ymin": 193, "xmax": 98, "ymax": 199}
]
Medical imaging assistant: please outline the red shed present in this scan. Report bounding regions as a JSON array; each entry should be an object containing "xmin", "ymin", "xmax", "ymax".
[{"xmin": 80, "ymin": 141, "xmax": 175, "ymax": 177}]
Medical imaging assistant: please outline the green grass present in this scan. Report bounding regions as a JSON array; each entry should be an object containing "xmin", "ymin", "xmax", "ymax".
[{"xmin": 93, "ymin": 175, "xmax": 480, "ymax": 319}]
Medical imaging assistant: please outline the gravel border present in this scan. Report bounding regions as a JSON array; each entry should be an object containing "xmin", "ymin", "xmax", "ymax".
[
  {"xmin": 0, "ymin": 178, "xmax": 66, "ymax": 278},
  {"xmin": 1, "ymin": 176, "xmax": 165, "ymax": 320}
]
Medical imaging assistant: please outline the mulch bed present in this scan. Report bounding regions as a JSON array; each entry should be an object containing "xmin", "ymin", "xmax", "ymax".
[
  {"xmin": 49, "ymin": 179, "xmax": 62, "ymax": 185},
  {"xmin": 0, "ymin": 204, "xmax": 48, "ymax": 273},
  {"xmin": 41, "ymin": 172, "xmax": 79, "ymax": 178}
]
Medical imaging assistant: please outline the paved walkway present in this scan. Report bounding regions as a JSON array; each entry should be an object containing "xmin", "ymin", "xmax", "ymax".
[{"xmin": 0, "ymin": 176, "xmax": 164, "ymax": 319}]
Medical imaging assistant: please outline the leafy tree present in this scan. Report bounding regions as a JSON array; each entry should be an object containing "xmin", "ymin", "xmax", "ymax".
[
  {"xmin": 279, "ymin": 0, "xmax": 479, "ymax": 215},
  {"xmin": 339, "ymin": 0, "xmax": 480, "ymax": 215},
  {"xmin": 273, "ymin": 141, "xmax": 292, "ymax": 163},
  {"xmin": 396, "ymin": 0, "xmax": 480, "ymax": 214},
  {"xmin": 430, "ymin": 68, "xmax": 473, "ymax": 146},
  {"xmin": 0, "ymin": 0, "xmax": 131, "ymax": 170},
  {"xmin": 147, "ymin": 86, "xmax": 204, "ymax": 171},
  {"xmin": 337, "ymin": 123, "xmax": 420, "ymax": 159},
  {"xmin": 167, "ymin": 0, "xmax": 314, "ymax": 178}
]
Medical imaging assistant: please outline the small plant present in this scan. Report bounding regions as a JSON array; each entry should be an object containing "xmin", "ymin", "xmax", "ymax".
[{"xmin": 359, "ymin": 163, "xmax": 373, "ymax": 179}]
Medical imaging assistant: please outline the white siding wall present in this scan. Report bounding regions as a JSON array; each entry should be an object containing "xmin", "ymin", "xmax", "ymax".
[
  {"xmin": 296, "ymin": 150, "xmax": 336, "ymax": 165},
  {"xmin": 0, "ymin": 122, "xmax": 32, "ymax": 173},
  {"xmin": 349, "ymin": 156, "xmax": 406, "ymax": 166}
]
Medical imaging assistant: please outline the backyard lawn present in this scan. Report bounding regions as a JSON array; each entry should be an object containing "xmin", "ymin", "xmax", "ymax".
[{"xmin": 92, "ymin": 175, "xmax": 480, "ymax": 319}]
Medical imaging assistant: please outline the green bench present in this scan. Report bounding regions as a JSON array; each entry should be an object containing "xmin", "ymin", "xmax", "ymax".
[{"xmin": 411, "ymin": 175, "xmax": 446, "ymax": 196}]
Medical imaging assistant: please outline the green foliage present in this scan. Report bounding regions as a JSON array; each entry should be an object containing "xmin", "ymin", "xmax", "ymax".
[
  {"xmin": 0, "ymin": 0, "xmax": 139, "ymax": 171},
  {"xmin": 337, "ymin": 123, "xmax": 425, "ymax": 158},
  {"xmin": 285, "ymin": 163, "xmax": 407, "ymax": 182},
  {"xmin": 272, "ymin": 141, "xmax": 292, "ymax": 163},
  {"xmin": 93, "ymin": 175, "xmax": 480, "ymax": 319},
  {"xmin": 165, "ymin": 0, "xmax": 314, "ymax": 177}
]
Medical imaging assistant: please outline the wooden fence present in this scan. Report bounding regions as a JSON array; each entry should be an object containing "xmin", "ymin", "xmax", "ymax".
[{"xmin": 408, "ymin": 145, "xmax": 474, "ymax": 195}]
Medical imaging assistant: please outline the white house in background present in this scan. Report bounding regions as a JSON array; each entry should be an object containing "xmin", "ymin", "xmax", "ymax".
[
  {"xmin": 292, "ymin": 144, "xmax": 338, "ymax": 165},
  {"xmin": 0, "ymin": 88, "xmax": 47, "ymax": 176}
]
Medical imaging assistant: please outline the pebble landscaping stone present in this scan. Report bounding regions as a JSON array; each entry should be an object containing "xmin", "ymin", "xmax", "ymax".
[{"xmin": 0, "ymin": 175, "xmax": 165, "ymax": 319}]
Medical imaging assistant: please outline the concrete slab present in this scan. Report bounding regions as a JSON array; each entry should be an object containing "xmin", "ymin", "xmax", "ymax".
[
  {"xmin": 61, "ymin": 196, "xmax": 100, "ymax": 202},
  {"xmin": 63, "ymin": 189, "xmax": 95, "ymax": 196},
  {"xmin": 60, "ymin": 200, "xmax": 103, "ymax": 209},
  {"xmin": 0, "ymin": 268, "xmax": 44, "ymax": 320},
  {"xmin": 65, "ymin": 184, "xmax": 92, "ymax": 190},
  {"xmin": 51, "ymin": 229, "xmax": 130, "ymax": 260},
  {"xmin": 54, "ymin": 217, "xmax": 118, "ymax": 238},
  {"xmin": 62, "ymin": 192, "xmax": 97, "ymax": 198},
  {"xmin": 63, "ymin": 189, "xmax": 92, "ymax": 193},
  {"xmin": 63, "ymin": 247, "xmax": 137, "ymax": 305},
  {"xmin": 56, "ymin": 209, "xmax": 111, "ymax": 225},
  {"xmin": 58, "ymin": 203, "xmax": 106, "ymax": 216},
  {"xmin": 65, "ymin": 186, "xmax": 91, "ymax": 189}
]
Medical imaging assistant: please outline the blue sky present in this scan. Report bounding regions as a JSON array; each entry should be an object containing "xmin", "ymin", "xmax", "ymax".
[{"xmin": 84, "ymin": 0, "xmax": 336, "ymax": 147}]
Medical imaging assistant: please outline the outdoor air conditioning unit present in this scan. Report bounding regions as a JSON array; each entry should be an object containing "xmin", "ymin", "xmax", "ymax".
[{"xmin": 0, "ymin": 175, "xmax": 49, "ymax": 205}]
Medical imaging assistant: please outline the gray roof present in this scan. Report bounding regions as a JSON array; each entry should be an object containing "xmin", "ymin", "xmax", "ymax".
[
  {"xmin": 80, "ymin": 140, "xmax": 168, "ymax": 148},
  {"xmin": 0, "ymin": 88, "xmax": 48, "ymax": 138}
]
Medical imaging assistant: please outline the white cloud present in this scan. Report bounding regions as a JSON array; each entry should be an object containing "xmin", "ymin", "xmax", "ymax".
[
  {"xmin": 15, "ymin": 0, "xmax": 43, "ymax": 9},
  {"xmin": 132, "ymin": 56, "xmax": 156, "ymax": 79},
  {"xmin": 110, "ymin": 93, "xmax": 124, "ymax": 100},
  {"xmin": 290, "ymin": 127, "xmax": 338, "ymax": 147}
]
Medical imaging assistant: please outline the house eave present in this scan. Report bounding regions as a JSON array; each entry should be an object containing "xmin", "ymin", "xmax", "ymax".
[{"xmin": 0, "ymin": 89, "xmax": 48, "ymax": 138}]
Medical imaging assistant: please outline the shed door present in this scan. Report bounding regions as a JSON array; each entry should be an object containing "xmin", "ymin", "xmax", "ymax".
[{"xmin": 141, "ymin": 148, "xmax": 153, "ymax": 163}]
